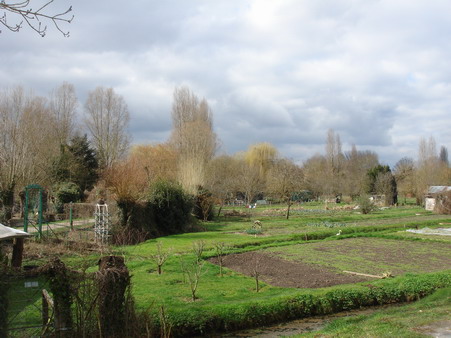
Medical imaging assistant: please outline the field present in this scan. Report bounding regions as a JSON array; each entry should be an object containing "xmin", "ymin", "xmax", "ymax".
[{"xmin": 10, "ymin": 202, "xmax": 451, "ymax": 336}]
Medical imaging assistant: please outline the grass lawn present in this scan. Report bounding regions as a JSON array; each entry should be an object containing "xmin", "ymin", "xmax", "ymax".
[{"xmin": 11, "ymin": 203, "xmax": 451, "ymax": 335}]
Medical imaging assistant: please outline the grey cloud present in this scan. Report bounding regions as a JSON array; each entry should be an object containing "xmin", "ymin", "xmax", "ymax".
[{"xmin": 1, "ymin": 0, "xmax": 451, "ymax": 165}]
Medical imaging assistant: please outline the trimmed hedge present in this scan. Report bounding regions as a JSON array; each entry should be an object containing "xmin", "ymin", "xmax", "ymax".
[{"xmin": 153, "ymin": 271, "xmax": 451, "ymax": 336}]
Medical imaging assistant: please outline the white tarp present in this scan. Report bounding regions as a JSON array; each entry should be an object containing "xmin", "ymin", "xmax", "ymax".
[
  {"xmin": 0, "ymin": 223, "xmax": 31, "ymax": 240},
  {"xmin": 406, "ymin": 227, "xmax": 451, "ymax": 236}
]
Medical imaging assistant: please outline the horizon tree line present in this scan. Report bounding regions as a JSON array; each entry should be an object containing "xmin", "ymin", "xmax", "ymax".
[{"xmin": 0, "ymin": 83, "xmax": 450, "ymax": 223}]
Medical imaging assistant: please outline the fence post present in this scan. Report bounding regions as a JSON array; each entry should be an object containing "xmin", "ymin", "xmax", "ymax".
[
  {"xmin": 11, "ymin": 238, "xmax": 24, "ymax": 268},
  {"xmin": 42, "ymin": 289, "xmax": 54, "ymax": 327},
  {"xmin": 69, "ymin": 202, "xmax": 73, "ymax": 231}
]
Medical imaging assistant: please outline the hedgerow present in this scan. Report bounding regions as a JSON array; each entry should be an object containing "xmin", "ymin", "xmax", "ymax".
[{"xmin": 148, "ymin": 271, "xmax": 451, "ymax": 336}]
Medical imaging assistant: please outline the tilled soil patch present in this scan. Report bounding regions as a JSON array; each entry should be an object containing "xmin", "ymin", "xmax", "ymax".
[{"xmin": 209, "ymin": 251, "xmax": 373, "ymax": 288}]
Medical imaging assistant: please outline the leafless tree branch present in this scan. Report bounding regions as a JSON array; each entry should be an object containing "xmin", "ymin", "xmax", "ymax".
[{"xmin": 0, "ymin": 0, "xmax": 73, "ymax": 37}]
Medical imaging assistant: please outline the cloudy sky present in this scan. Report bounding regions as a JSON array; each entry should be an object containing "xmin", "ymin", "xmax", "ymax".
[{"xmin": 2, "ymin": 0, "xmax": 451, "ymax": 166}]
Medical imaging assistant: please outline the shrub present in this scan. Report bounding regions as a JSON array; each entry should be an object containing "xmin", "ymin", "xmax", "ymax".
[
  {"xmin": 54, "ymin": 182, "xmax": 81, "ymax": 213},
  {"xmin": 193, "ymin": 186, "xmax": 214, "ymax": 221},
  {"xmin": 358, "ymin": 195, "xmax": 376, "ymax": 214},
  {"xmin": 147, "ymin": 180, "xmax": 194, "ymax": 235},
  {"xmin": 434, "ymin": 190, "xmax": 451, "ymax": 214}
]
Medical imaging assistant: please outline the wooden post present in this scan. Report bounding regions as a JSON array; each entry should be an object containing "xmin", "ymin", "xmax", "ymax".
[
  {"xmin": 97, "ymin": 256, "xmax": 130, "ymax": 338},
  {"xmin": 11, "ymin": 238, "xmax": 24, "ymax": 268},
  {"xmin": 42, "ymin": 289, "xmax": 54, "ymax": 327}
]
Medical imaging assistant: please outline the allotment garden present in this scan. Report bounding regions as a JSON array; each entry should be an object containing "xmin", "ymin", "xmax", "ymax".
[{"xmin": 3, "ymin": 201, "xmax": 451, "ymax": 337}]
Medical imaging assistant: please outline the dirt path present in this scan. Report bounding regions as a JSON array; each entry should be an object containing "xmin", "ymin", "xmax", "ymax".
[{"xmin": 25, "ymin": 219, "xmax": 95, "ymax": 233}]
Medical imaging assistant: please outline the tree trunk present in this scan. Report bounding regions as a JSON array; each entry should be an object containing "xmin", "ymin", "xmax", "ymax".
[
  {"xmin": 286, "ymin": 200, "xmax": 292, "ymax": 219},
  {"xmin": 216, "ymin": 202, "xmax": 224, "ymax": 218}
]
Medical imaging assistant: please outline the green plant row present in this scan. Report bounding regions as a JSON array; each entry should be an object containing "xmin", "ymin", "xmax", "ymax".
[{"xmin": 158, "ymin": 271, "xmax": 451, "ymax": 336}]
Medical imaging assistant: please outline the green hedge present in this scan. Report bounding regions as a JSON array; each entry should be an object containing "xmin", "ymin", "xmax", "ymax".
[{"xmin": 153, "ymin": 271, "xmax": 451, "ymax": 336}]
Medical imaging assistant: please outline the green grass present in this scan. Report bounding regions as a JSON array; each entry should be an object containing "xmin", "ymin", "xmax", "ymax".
[
  {"xmin": 297, "ymin": 286, "xmax": 451, "ymax": 337},
  {"xmin": 15, "ymin": 203, "xmax": 451, "ymax": 335},
  {"xmin": 264, "ymin": 237, "xmax": 451, "ymax": 276}
]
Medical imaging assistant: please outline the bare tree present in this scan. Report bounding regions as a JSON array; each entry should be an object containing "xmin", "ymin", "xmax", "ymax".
[
  {"xmin": 180, "ymin": 259, "xmax": 205, "ymax": 302},
  {"xmin": 205, "ymin": 155, "xmax": 240, "ymax": 216},
  {"xmin": 393, "ymin": 157, "xmax": 415, "ymax": 204},
  {"xmin": 415, "ymin": 137, "xmax": 447, "ymax": 203},
  {"xmin": 0, "ymin": 86, "xmax": 59, "ymax": 218},
  {"xmin": 130, "ymin": 143, "xmax": 178, "ymax": 184},
  {"xmin": 0, "ymin": 0, "xmax": 73, "ymax": 36},
  {"xmin": 84, "ymin": 87, "xmax": 130, "ymax": 169},
  {"xmin": 170, "ymin": 86, "xmax": 217, "ymax": 194},
  {"xmin": 236, "ymin": 157, "xmax": 264, "ymax": 205},
  {"xmin": 213, "ymin": 241, "xmax": 227, "ymax": 277},
  {"xmin": 342, "ymin": 145, "xmax": 379, "ymax": 199},
  {"xmin": 191, "ymin": 240, "xmax": 205, "ymax": 264},
  {"xmin": 324, "ymin": 129, "xmax": 344, "ymax": 196},
  {"xmin": 267, "ymin": 158, "xmax": 303, "ymax": 219},
  {"xmin": 49, "ymin": 82, "xmax": 78, "ymax": 145},
  {"xmin": 302, "ymin": 154, "xmax": 327, "ymax": 198},
  {"xmin": 251, "ymin": 253, "xmax": 262, "ymax": 293},
  {"xmin": 151, "ymin": 242, "xmax": 171, "ymax": 275}
]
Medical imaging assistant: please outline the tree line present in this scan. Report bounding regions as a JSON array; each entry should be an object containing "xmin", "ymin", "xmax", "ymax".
[{"xmin": 0, "ymin": 83, "xmax": 449, "ymax": 228}]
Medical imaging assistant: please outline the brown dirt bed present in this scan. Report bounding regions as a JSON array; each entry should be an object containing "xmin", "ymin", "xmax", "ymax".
[
  {"xmin": 209, "ymin": 238, "xmax": 451, "ymax": 289},
  {"xmin": 209, "ymin": 251, "xmax": 373, "ymax": 289}
]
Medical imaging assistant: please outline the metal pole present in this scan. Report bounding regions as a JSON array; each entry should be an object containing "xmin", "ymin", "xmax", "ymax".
[
  {"xmin": 24, "ymin": 188, "xmax": 29, "ymax": 232},
  {"xmin": 38, "ymin": 188, "xmax": 43, "ymax": 238},
  {"xmin": 69, "ymin": 202, "xmax": 73, "ymax": 231}
]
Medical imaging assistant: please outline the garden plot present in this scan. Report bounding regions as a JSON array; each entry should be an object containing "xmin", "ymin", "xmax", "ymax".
[{"xmin": 212, "ymin": 238, "xmax": 451, "ymax": 289}]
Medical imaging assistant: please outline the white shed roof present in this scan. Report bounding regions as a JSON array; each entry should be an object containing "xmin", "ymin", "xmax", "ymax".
[
  {"xmin": 0, "ymin": 223, "xmax": 31, "ymax": 240},
  {"xmin": 427, "ymin": 186, "xmax": 451, "ymax": 194}
]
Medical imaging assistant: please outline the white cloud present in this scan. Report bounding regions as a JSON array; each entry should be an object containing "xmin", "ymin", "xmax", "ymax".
[{"xmin": 1, "ymin": 0, "xmax": 451, "ymax": 166}]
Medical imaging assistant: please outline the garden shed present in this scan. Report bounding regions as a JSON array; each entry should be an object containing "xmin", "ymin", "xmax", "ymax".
[
  {"xmin": 0, "ymin": 223, "xmax": 32, "ymax": 268},
  {"xmin": 425, "ymin": 186, "xmax": 451, "ymax": 211}
]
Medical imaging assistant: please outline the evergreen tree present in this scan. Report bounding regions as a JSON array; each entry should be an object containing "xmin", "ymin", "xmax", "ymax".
[{"xmin": 51, "ymin": 135, "xmax": 99, "ymax": 199}]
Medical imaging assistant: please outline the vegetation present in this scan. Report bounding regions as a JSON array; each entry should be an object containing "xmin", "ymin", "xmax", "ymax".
[
  {"xmin": 4, "ymin": 202, "xmax": 451, "ymax": 336},
  {"xmin": 1, "ymin": 82, "xmax": 451, "ymax": 337},
  {"xmin": 298, "ymin": 287, "xmax": 451, "ymax": 337}
]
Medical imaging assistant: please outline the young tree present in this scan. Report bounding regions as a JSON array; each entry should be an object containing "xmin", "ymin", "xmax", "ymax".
[
  {"xmin": 151, "ymin": 242, "xmax": 171, "ymax": 275},
  {"xmin": 213, "ymin": 241, "xmax": 227, "ymax": 277},
  {"xmin": 84, "ymin": 87, "xmax": 130, "ymax": 169},
  {"xmin": 170, "ymin": 86, "xmax": 217, "ymax": 194}
]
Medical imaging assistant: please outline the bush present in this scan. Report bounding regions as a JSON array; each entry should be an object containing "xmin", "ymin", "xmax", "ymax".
[
  {"xmin": 54, "ymin": 182, "xmax": 81, "ymax": 213},
  {"xmin": 358, "ymin": 195, "xmax": 376, "ymax": 214},
  {"xmin": 434, "ymin": 191, "xmax": 451, "ymax": 214},
  {"xmin": 147, "ymin": 180, "xmax": 194, "ymax": 235},
  {"xmin": 193, "ymin": 187, "xmax": 214, "ymax": 221}
]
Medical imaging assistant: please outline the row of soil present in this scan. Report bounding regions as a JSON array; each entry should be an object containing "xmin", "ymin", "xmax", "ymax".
[{"xmin": 209, "ymin": 237, "xmax": 451, "ymax": 289}]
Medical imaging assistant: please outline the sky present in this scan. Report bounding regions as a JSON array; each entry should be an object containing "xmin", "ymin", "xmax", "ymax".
[{"xmin": 2, "ymin": 0, "xmax": 451, "ymax": 167}]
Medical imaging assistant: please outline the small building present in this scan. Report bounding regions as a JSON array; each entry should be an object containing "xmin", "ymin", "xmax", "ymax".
[
  {"xmin": 0, "ymin": 223, "xmax": 32, "ymax": 268},
  {"xmin": 425, "ymin": 186, "xmax": 451, "ymax": 211}
]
